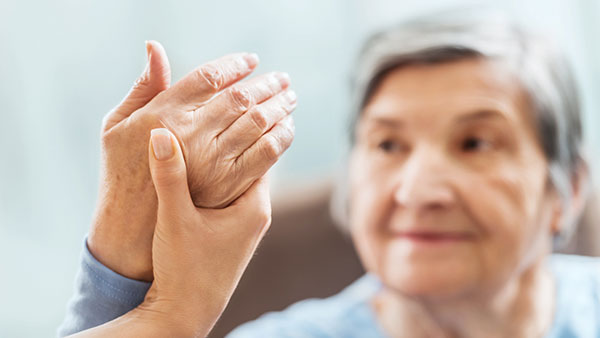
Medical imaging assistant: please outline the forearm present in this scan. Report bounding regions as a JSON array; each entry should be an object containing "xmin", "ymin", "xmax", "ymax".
[{"xmin": 88, "ymin": 181, "xmax": 158, "ymax": 282}]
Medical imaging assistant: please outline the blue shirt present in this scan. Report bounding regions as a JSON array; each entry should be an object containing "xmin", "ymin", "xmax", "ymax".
[{"xmin": 58, "ymin": 240, "xmax": 600, "ymax": 337}]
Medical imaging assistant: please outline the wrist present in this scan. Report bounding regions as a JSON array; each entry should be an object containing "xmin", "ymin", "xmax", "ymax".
[
  {"xmin": 70, "ymin": 303, "xmax": 191, "ymax": 338},
  {"xmin": 87, "ymin": 231, "xmax": 154, "ymax": 282},
  {"xmin": 136, "ymin": 295, "xmax": 217, "ymax": 337},
  {"xmin": 88, "ymin": 187, "xmax": 157, "ymax": 281}
]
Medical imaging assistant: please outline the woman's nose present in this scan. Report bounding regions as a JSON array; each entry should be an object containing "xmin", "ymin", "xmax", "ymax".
[{"xmin": 393, "ymin": 150, "xmax": 456, "ymax": 211}]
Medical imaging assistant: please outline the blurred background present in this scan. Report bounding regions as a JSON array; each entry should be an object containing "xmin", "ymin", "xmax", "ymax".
[{"xmin": 0, "ymin": 0, "xmax": 597, "ymax": 336}]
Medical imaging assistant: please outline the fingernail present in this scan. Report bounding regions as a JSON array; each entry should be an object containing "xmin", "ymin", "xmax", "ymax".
[
  {"xmin": 275, "ymin": 72, "xmax": 291, "ymax": 88},
  {"xmin": 151, "ymin": 128, "xmax": 174, "ymax": 161},
  {"xmin": 285, "ymin": 90, "xmax": 297, "ymax": 104},
  {"xmin": 268, "ymin": 74, "xmax": 281, "ymax": 90},
  {"xmin": 244, "ymin": 53, "xmax": 260, "ymax": 69}
]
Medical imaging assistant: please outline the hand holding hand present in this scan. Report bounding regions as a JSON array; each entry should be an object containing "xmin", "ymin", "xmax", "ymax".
[
  {"xmin": 71, "ymin": 128, "xmax": 272, "ymax": 337},
  {"xmin": 89, "ymin": 41, "xmax": 295, "ymax": 281},
  {"xmin": 141, "ymin": 128, "xmax": 272, "ymax": 336}
]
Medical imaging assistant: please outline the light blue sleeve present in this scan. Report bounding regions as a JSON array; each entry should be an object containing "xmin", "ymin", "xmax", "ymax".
[
  {"xmin": 56, "ymin": 238, "xmax": 151, "ymax": 337},
  {"xmin": 545, "ymin": 254, "xmax": 600, "ymax": 338},
  {"xmin": 227, "ymin": 275, "xmax": 386, "ymax": 338},
  {"xmin": 226, "ymin": 298, "xmax": 384, "ymax": 338}
]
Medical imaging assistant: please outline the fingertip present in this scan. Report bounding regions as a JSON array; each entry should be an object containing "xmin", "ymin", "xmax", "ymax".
[
  {"xmin": 274, "ymin": 72, "xmax": 291, "ymax": 89},
  {"xmin": 145, "ymin": 40, "xmax": 151, "ymax": 59},
  {"xmin": 146, "ymin": 40, "xmax": 166, "ymax": 55},
  {"xmin": 146, "ymin": 40, "xmax": 171, "ymax": 87},
  {"xmin": 244, "ymin": 53, "xmax": 260, "ymax": 69}
]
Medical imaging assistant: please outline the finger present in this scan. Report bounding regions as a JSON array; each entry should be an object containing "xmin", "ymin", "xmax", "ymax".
[
  {"xmin": 219, "ymin": 89, "xmax": 297, "ymax": 156},
  {"xmin": 103, "ymin": 40, "xmax": 172, "ymax": 132},
  {"xmin": 159, "ymin": 53, "xmax": 259, "ymax": 110},
  {"xmin": 148, "ymin": 128, "xmax": 195, "ymax": 214},
  {"xmin": 196, "ymin": 71, "xmax": 291, "ymax": 135},
  {"xmin": 236, "ymin": 116, "xmax": 295, "ymax": 180}
]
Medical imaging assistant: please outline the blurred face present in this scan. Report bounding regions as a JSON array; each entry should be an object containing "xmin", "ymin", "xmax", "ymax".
[{"xmin": 349, "ymin": 58, "xmax": 560, "ymax": 300}]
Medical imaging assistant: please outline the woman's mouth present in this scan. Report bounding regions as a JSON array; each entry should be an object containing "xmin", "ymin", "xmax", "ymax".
[{"xmin": 393, "ymin": 231, "xmax": 475, "ymax": 244}]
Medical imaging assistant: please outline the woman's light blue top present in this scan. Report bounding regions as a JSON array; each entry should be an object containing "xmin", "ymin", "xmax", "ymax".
[{"xmin": 58, "ymin": 240, "xmax": 600, "ymax": 337}]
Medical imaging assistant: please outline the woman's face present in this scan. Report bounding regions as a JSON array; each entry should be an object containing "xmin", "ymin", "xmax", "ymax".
[{"xmin": 349, "ymin": 58, "xmax": 560, "ymax": 299}]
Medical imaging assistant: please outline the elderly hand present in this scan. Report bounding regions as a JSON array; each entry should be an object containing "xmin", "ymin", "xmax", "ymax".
[
  {"xmin": 88, "ymin": 41, "xmax": 296, "ymax": 281},
  {"xmin": 70, "ymin": 129, "xmax": 272, "ymax": 337}
]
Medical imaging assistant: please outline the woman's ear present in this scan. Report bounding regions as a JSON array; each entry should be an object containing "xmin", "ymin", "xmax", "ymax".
[
  {"xmin": 569, "ymin": 162, "xmax": 591, "ymax": 224},
  {"xmin": 550, "ymin": 200, "xmax": 562, "ymax": 235},
  {"xmin": 551, "ymin": 161, "xmax": 590, "ymax": 235}
]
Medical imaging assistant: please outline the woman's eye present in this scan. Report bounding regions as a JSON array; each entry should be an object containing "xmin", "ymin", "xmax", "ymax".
[
  {"xmin": 461, "ymin": 137, "xmax": 492, "ymax": 152},
  {"xmin": 378, "ymin": 139, "xmax": 402, "ymax": 153}
]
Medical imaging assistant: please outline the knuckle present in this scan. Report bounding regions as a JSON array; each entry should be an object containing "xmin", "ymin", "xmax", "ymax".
[
  {"xmin": 274, "ymin": 104, "xmax": 288, "ymax": 117},
  {"xmin": 279, "ymin": 97, "xmax": 295, "ymax": 114},
  {"xmin": 248, "ymin": 107, "xmax": 269, "ymax": 132},
  {"xmin": 266, "ymin": 73, "xmax": 282, "ymax": 92},
  {"xmin": 268, "ymin": 100, "xmax": 291, "ymax": 119},
  {"xmin": 100, "ymin": 119, "xmax": 122, "ymax": 145},
  {"xmin": 197, "ymin": 64, "xmax": 223, "ymax": 91},
  {"xmin": 100, "ymin": 128, "xmax": 116, "ymax": 146},
  {"xmin": 101, "ymin": 113, "xmax": 112, "ymax": 132},
  {"xmin": 249, "ymin": 203, "xmax": 272, "ymax": 227},
  {"xmin": 280, "ymin": 122, "xmax": 295, "ymax": 146},
  {"xmin": 228, "ymin": 87, "xmax": 252, "ymax": 111},
  {"xmin": 233, "ymin": 57, "xmax": 249, "ymax": 77},
  {"xmin": 154, "ymin": 164, "xmax": 186, "ymax": 189},
  {"xmin": 133, "ymin": 107, "xmax": 160, "ymax": 129},
  {"xmin": 257, "ymin": 208, "xmax": 272, "ymax": 226},
  {"xmin": 133, "ymin": 72, "xmax": 151, "ymax": 89},
  {"xmin": 261, "ymin": 134, "xmax": 281, "ymax": 159},
  {"xmin": 287, "ymin": 117, "xmax": 296, "ymax": 134}
]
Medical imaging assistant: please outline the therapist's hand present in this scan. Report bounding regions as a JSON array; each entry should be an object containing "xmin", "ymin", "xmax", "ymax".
[
  {"xmin": 144, "ymin": 128, "xmax": 272, "ymax": 336},
  {"xmin": 88, "ymin": 41, "xmax": 295, "ymax": 281},
  {"xmin": 69, "ymin": 129, "xmax": 272, "ymax": 337}
]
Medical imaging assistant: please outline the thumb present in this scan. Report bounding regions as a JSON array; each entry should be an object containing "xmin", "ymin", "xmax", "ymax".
[
  {"xmin": 149, "ymin": 128, "xmax": 194, "ymax": 214},
  {"xmin": 103, "ymin": 40, "xmax": 172, "ymax": 131}
]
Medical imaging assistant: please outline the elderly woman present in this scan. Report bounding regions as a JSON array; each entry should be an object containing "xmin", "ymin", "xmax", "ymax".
[
  {"xmin": 60, "ymin": 12, "xmax": 599, "ymax": 338},
  {"xmin": 227, "ymin": 14, "xmax": 598, "ymax": 337}
]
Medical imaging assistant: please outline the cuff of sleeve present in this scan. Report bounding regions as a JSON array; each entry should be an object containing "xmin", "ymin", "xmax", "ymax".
[{"xmin": 82, "ymin": 237, "xmax": 151, "ymax": 307}]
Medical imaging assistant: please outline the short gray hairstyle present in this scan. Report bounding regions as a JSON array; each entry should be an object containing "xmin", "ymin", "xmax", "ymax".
[{"xmin": 333, "ymin": 9, "xmax": 587, "ymax": 245}]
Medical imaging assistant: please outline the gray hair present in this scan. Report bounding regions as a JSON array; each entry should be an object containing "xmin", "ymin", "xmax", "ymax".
[{"xmin": 333, "ymin": 9, "xmax": 587, "ymax": 246}]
